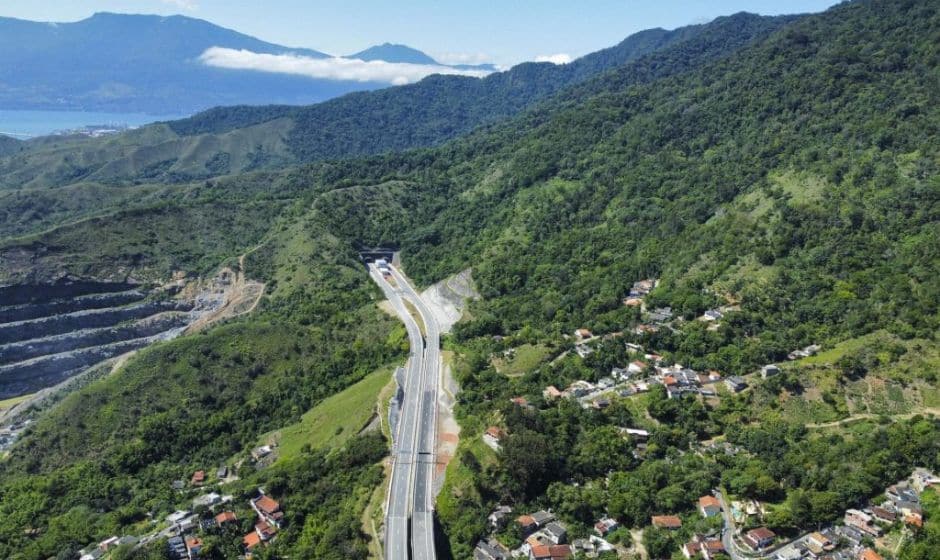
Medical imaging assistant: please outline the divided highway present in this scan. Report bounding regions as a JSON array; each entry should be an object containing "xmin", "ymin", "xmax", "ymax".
[{"xmin": 370, "ymin": 264, "xmax": 440, "ymax": 560}]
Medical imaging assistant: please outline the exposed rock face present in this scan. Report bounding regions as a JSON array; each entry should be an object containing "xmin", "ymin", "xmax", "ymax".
[{"xmin": 0, "ymin": 277, "xmax": 232, "ymax": 399}]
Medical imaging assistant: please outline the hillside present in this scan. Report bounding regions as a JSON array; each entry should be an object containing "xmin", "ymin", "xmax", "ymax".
[
  {"xmin": 0, "ymin": 13, "xmax": 791, "ymax": 206},
  {"xmin": 0, "ymin": 1, "xmax": 938, "ymax": 559}
]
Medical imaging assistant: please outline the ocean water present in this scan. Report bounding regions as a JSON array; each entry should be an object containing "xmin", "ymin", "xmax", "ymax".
[{"xmin": 0, "ymin": 109, "xmax": 181, "ymax": 138}]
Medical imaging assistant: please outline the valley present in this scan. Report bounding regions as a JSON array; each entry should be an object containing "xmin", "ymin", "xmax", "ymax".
[{"xmin": 0, "ymin": 1, "xmax": 938, "ymax": 560}]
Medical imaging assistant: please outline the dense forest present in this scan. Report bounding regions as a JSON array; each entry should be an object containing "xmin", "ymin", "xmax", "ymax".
[{"xmin": 0, "ymin": 0, "xmax": 938, "ymax": 559}]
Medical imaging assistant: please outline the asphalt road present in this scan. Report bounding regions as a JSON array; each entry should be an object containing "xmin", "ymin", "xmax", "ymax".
[{"xmin": 372, "ymin": 264, "xmax": 440, "ymax": 560}]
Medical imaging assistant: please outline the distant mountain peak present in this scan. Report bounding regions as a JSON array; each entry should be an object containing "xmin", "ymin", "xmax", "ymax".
[{"xmin": 349, "ymin": 43, "xmax": 439, "ymax": 65}]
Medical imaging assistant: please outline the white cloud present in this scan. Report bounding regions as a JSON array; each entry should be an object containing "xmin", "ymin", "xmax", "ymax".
[
  {"xmin": 199, "ymin": 47, "xmax": 492, "ymax": 85},
  {"xmin": 433, "ymin": 52, "xmax": 493, "ymax": 66},
  {"xmin": 160, "ymin": 0, "xmax": 198, "ymax": 9},
  {"xmin": 534, "ymin": 53, "xmax": 573, "ymax": 65}
]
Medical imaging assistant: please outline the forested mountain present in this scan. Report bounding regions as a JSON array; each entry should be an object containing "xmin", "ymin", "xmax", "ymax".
[
  {"xmin": 0, "ymin": 13, "xmax": 486, "ymax": 114},
  {"xmin": 1, "ymin": 1, "xmax": 939, "ymax": 559},
  {"xmin": 0, "ymin": 12, "xmax": 791, "ymax": 200}
]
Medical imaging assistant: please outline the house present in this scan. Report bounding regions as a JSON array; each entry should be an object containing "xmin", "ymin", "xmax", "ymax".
[
  {"xmin": 648, "ymin": 307, "xmax": 673, "ymax": 323},
  {"xmin": 611, "ymin": 367, "xmax": 630, "ymax": 381},
  {"xmin": 635, "ymin": 324, "xmax": 659, "ymax": 335},
  {"xmin": 483, "ymin": 426, "xmax": 505, "ymax": 451},
  {"xmin": 725, "ymin": 376, "xmax": 748, "ymax": 393},
  {"xmin": 216, "ymin": 465, "xmax": 228, "ymax": 479},
  {"xmin": 528, "ymin": 544, "xmax": 573, "ymax": 560},
  {"xmin": 564, "ymin": 381, "xmax": 595, "ymax": 398},
  {"xmin": 663, "ymin": 375, "xmax": 678, "ymax": 387},
  {"xmin": 622, "ymin": 428, "xmax": 649, "ymax": 441},
  {"xmin": 701, "ymin": 309, "xmax": 723, "ymax": 322},
  {"xmin": 597, "ymin": 377, "xmax": 616, "ymax": 389},
  {"xmin": 185, "ymin": 536, "xmax": 203, "ymax": 560},
  {"xmin": 542, "ymin": 522, "xmax": 568, "ymax": 544},
  {"xmin": 255, "ymin": 519, "xmax": 278, "ymax": 541},
  {"xmin": 742, "ymin": 527, "xmax": 776, "ymax": 551},
  {"xmin": 575, "ymin": 344, "xmax": 594, "ymax": 358},
  {"xmin": 682, "ymin": 536, "xmax": 725, "ymax": 560},
  {"xmin": 845, "ymin": 509, "xmax": 882, "ymax": 536},
  {"xmin": 488, "ymin": 505, "xmax": 512, "ymax": 529},
  {"xmin": 171, "ymin": 479, "xmax": 186, "ymax": 491},
  {"xmin": 168, "ymin": 536, "xmax": 187, "ymax": 559},
  {"xmin": 531, "ymin": 510, "xmax": 555, "ymax": 527},
  {"xmin": 592, "ymin": 398, "xmax": 611, "ymax": 410},
  {"xmin": 859, "ymin": 549, "xmax": 883, "ymax": 560},
  {"xmin": 251, "ymin": 445, "xmax": 273, "ymax": 461},
  {"xmin": 624, "ymin": 297, "xmax": 644, "ymax": 307},
  {"xmin": 871, "ymin": 506, "xmax": 897, "ymax": 523},
  {"xmin": 190, "ymin": 470, "xmax": 206, "ymax": 486},
  {"xmin": 761, "ymin": 364, "xmax": 781, "ymax": 378},
  {"xmin": 166, "ymin": 510, "xmax": 191, "ymax": 524},
  {"xmin": 698, "ymin": 496, "xmax": 721, "ymax": 517},
  {"xmin": 98, "ymin": 537, "xmax": 121, "ymax": 551},
  {"xmin": 594, "ymin": 517, "xmax": 619, "ymax": 537},
  {"xmin": 215, "ymin": 511, "xmax": 237, "ymax": 527},
  {"xmin": 912, "ymin": 468, "xmax": 940, "ymax": 492},
  {"xmin": 806, "ymin": 532, "xmax": 834, "ymax": 551},
  {"xmin": 543, "ymin": 386, "xmax": 563, "ymax": 400},
  {"xmin": 474, "ymin": 539, "xmax": 509, "ymax": 560},
  {"xmin": 252, "ymin": 494, "xmax": 284, "ymax": 527},
  {"xmin": 574, "ymin": 329, "xmax": 593, "ymax": 341},
  {"xmin": 243, "ymin": 531, "xmax": 262, "ymax": 551},
  {"xmin": 518, "ymin": 515, "xmax": 539, "ymax": 535},
  {"xmin": 625, "ymin": 343, "xmax": 644, "ymax": 352},
  {"xmin": 651, "ymin": 515, "xmax": 682, "ymax": 529},
  {"xmin": 887, "ymin": 482, "xmax": 920, "ymax": 505},
  {"xmin": 628, "ymin": 360, "xmax": 648, "ymax": 374},
  {"xmin": 79, "ymin": 548, "xmax": 103, "ymax": 560},
  {"xmin": 904, "ymin": 512, "xmax": 923, "ymax": 527}
]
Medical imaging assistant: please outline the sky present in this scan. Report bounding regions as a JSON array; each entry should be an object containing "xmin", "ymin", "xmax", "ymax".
[{"xmin": 2, "ymin": 1, "xmax": 841, "ymax": 67}]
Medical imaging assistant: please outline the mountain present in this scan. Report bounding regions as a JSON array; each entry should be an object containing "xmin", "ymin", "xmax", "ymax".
[
  {"xmin": 349, "ymin": 42, "xmax": 498, "ymax": 71},
  {"xmin": 349, "ymin": 42, "xmax": 438, "ymax": 65},
  {"xmin": 0, "ymin": 13, "xmax": 792, "ymax": 195},
  {"xmin": 0, "ymin": 13, "xmax": 431, "ymax": 114},
  {"xmin": 2, "ymin": 1, "xmax": 940, "ymax": 559}
]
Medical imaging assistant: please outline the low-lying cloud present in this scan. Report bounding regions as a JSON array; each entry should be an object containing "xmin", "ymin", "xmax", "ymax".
[
  {"xmin": 535, "ymin": 53, "xmax": 573, "ymax": 65},
  {"xmin": 200, "ymin": 47, "xmax": 492, "ymax": 85}
]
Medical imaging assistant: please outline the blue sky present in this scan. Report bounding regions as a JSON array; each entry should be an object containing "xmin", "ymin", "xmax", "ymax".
[{"xmin": 1, "ymin": 0, "xmax": 840, "ymax": 66}]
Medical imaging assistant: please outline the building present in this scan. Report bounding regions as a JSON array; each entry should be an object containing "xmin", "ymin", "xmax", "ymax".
[
  {"xmin": 252, "ymin": 494, "xmax": 284, "ymax": 528},
  {"xmin": 859, "ymin": 549, "xmax": 883, "ymax": 560},
  {"xmin": 543, "ymin": 386, "xmax": 562, "ymax": 400},
  {"xmin": 742, "ymin": 527, "xmax": 776, "ymax": 551},
  {"xmin": 216, "ymin": 465, "xmax": 228, "ymax": 479},
  {"xmin": 698, "ymin": 496, "xmax": 721, "ymax": 517},
  {"xmin": 529, "ymin": 544, "xmax": 573, "ymax": 560},
  {"xmin": 255, "ymin": 520, "xmax": 277, "ymax": 541},
  {"xmin": 542, "ymin": 522, "xmax": 568, "ymax": 544},
  {"xmin": 190, "ymin": 470, "xmax": 206, "ymax": 486},
  {"xmin": 682, "ymin": 536, "xmax": 725, "ymax": 560},
  {"xmin": 575, "ymin": 344, "xmax": 594, "ymax": 358},
  {"xmin": 215, "ymin": 511, "xmax": 237, "ymax": 527},
  {"xmin": 725, "ymin": 376, "xmax": 748, "ymax": 393},
  {"xmin": 871, "ymin": 506, "xmax": 897, "ymax": 523},
  {"xmin": 594, "ymin": 517, "xmax": 619, "ymax": 537},
  {"xmin": 185, "ymin": 536, "xmax": 203, "ymax": 560},
  {"xmin": 845, "ymin": 509, "xmax": 882, "ymax": 536},
  {"xmin": 242, "ymin": 532, "xmax": 262, "ymax": 552},
  {"xmin": 488, "ymin": 505, "xmax": 512, "ymax": 529},
  {"xmin": 651, "ymin": 515, "xmax": 682, "ymax": 529},
  {"xmin": 761, "ymin": 364, "xmax": 781, "ymax": 378},
  {"xmin": 628, "ymin": 360, "xmax": 648, "ymax": 374},
  {"xmin": 192, "ymin": 492, "xmax": 221, "ymax": 509},
  {"xmin": 574, "ymin": 328, "xmax": 593, "ymax": 341},
  {"xmin": 483, "ymin": 426, "xmax": 505, "ymax": 451},
  {"xmin": 251, "ymin": 445, "xmax": 273, "ymax": 460},
  {"xmin": 474, "ymin": 539, "xmax": 509, "ymax": 560}
]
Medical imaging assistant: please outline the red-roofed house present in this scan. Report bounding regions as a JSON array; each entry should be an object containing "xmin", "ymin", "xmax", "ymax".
[
  {"xmin": 185, "ymin": 536, "xmax": 203, "ymax": 559},
  {"xmin": 698, "ymin": 496, "xmax": 721, "ymax": 517},
  {"xmin": 190, "ymin": 470, "xmax": 205, "ymax": 486},
  {"xmin": 651, "ymin": 515, "xmax": 682, "ymax": 529},
  {"xmin": 529, "ymin": 544, "xmax": 573, "ymax": 560},
  {"xmin": 742, "ymin": 527, "xmax": 775, "ymax": 551},
  {"xmin": 255, "ymin": 520, "xmax": 277, "ymax": 541},
  {"xmin": 518, "ymin": 515, "xmax": 538, "ymax": 535},
  {"xmin": 215, "ymin": 511, "xmax": 237, "ymax": 527},
  {"xmin": 859, "ymin": 549, "xmax": 883, "ymax": 560},
  {"xmin": 243, "ymin": 531, "xmax": 262, "ymax": 551},
  {"xmin": 252, "ymin": 494, "xmax": 284, "ymax": 528},
  {"xmin": 483, "ymin": 426, "xmax": 505, "ymax": 450}
]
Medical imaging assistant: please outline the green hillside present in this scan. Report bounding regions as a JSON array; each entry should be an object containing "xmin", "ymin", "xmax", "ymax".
[{"xmin": 0, "ymin": 1, "xmax": 938, "ymax": 559}]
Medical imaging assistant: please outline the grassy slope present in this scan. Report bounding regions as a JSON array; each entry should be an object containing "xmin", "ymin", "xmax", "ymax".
[{"xmin": 262, "ymin": 366, "xmax": 394, "ymax": 460}]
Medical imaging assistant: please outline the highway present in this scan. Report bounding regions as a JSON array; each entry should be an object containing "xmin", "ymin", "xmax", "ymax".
[{"xmin": 370, "ymin": 263, "xmax": 440, "ymax": 560}]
